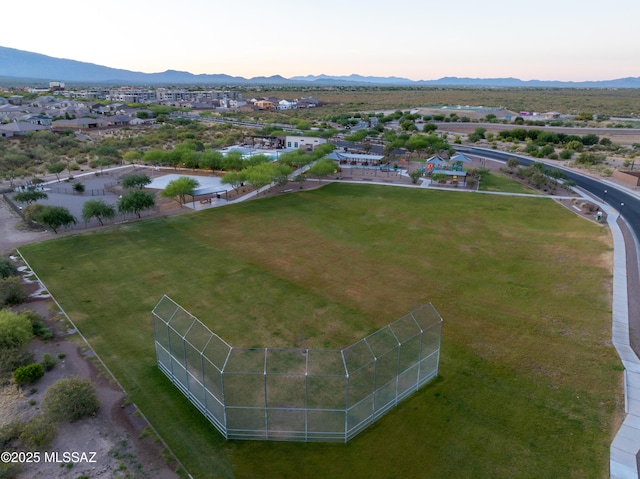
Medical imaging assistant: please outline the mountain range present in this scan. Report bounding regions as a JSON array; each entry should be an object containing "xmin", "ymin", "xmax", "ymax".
[{"xmin": 2, "ymin": 46, "xmax": 640, "ymax": 88}]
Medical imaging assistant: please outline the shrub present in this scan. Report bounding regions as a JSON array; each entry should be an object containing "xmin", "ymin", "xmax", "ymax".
[
  {"xmin": 559, "ymin": 150, "xmax": 573, "ymax": 160},
  {"xmin": 43, "ymin": 376, "xmax": 100, "ymax": 422},
  {"xmin": 575, "ymin": 152, "xmax": 606, "ymax": 166},
  {"xmin": 0, "ymin": 419, "xmax": 24, "ymax": 449},
  {"xmin": 19, "ymin": 414, "xmax": 56, "ymax": 449},
  {"xmin": 41, "ymin": 353, "xmax": 57, "ymax": 372},
  {"xmin": 13, "ymin": 363, "xmax": 44, "ymax": 385},
  {"xmin": 0, "ymin": 310, "xmax": 32, "ymax": 349},
  {"xmin": 0, "ymin": 348, "xmax": 34, "ymax": 373},
  {"xmin": 0, "ymin": 257, "xmax": 18, "ymax": 279},
  {"xmin": 31, "ymin": 318, "xmax": 53, "ymax": 341},
  {"xmin": 0, "ymin": 277, "xmax": 27, "ymax": 306},
  {"xmin": 23, "ymin": 203, "xmax": 45, "ymax": 223}
]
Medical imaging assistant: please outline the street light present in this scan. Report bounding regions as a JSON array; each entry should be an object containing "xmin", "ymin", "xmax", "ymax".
[
  {"xmin": 603, "ymin": 189, "xmax": 608, "ymax": 203},
  {"xmin": 620, "ymin": 202, "xmax": 625, "ymax": 215}
]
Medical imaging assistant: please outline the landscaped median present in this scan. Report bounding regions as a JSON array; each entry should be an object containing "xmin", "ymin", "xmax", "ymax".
[{"xmin": 20, "ymin": 183, "xmax": 622, "ymax": 479}]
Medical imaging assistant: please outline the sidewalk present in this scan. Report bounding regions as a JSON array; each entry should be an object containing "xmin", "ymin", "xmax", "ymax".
[{"xmin": 598, "ymin": 199, "xmax": 640, "ymax": 479}]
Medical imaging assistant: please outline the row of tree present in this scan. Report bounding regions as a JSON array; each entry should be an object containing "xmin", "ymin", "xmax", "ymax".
[{"xmin": 220, "ymin": 143, "xmax": 337, "ymax": 194}]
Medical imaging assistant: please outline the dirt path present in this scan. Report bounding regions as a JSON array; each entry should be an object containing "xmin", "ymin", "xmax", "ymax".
[
  {"xmin": 0, "ymin": 266, "xmax": 179, "ymax": 479},
  {"xmin": 0, "ymin": 197, "xmax": 52, "ymax": 255}
]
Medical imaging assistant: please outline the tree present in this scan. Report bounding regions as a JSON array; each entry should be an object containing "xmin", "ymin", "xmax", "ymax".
[
  {"xmin": 278, "ymin": 149, "xmax": 312, "ymax": 169},
  {"xmin": 121, "ymin": 173, "xmax": 151, "ymax": 189},
  {"xmin": 0, "ymin": 309, "xmax": 33, "ymax": 350},
  {"xmin": 161, "ymin": 176, "xmax": 199, "ymax": 206},
  {"xmin": 47, "ymin": 162, "xmax": 65, "ymax": 181},
  {"xmin": 243, "ymin": 163, "xmax": 291, "ymax": 194},
  {"xmin": 221, "ymin": 170, "xmax": 247, "ymax": 192},
  {"xmin": 293, "ymin": 174, "xmax": 307, "ymax": 189},
  {"xmin": 123, "ymin": 151, "xmax": 143, "ymax": 163},
  {"xmin": 118, "ymin": 190, "xmax": 155, "ymax": 218},
  {"xmin": 142, "ymin": 149, "xmax": 166, "ymax": 165},
  {"xmin": 42, "ymin": 376, "xmax": 100, "ymax": 422},
  {"xmin": 33, "ymin": 206, "xmax": 77, "ymax": 233},
  {"xmin": 409, "ymin": 169, "xmax": 422, "ymax": 184},
  {"xmin": 221, "ymin": 151, "xmax": 244, "ymax": 171},
  {"xmin": 82, "ymin": 199, "xmax": 116, "ymax": 226},
  {"xmin": 307, "ymin": 158, "xmax": 337, "ymax": 181},
  {"xmin": 13, "ymin": 189, "xmax": 48, "ymax": 205},
  {"xmin": 198, "ymin": 150, "xmax": 224, "ymax": 173}
]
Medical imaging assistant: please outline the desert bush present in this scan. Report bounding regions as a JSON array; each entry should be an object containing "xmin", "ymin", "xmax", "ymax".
[
  {"xmin": 0, "ymin": 257, "xmax": 18, "ymax": 279},
  {"xmin": 575, "ymin": 152, "xmax": 606, "ymax": 166},
  {"xmin": 13, "ymin": 363, "xmax": 44, "ymax": 385},
  {"xmin": 25, "ymin": 311, "xmax": 53, "ymax": 341},
  {"xmin": 0, "ymin": 309, "xmax": 32, "ymax": 349},
  {"xmin": 0, "ymin": 277, "xmax": 27, "ymax": 306},
  {"xmin": 43, "ymin": 376, "xmax": 100, "ymax": 422},
  {"xmin": 0, "ymin": 462, "xmax": 22, "ymax": 479},
  {"xmin": 40, "ymin": 353, "xmax": 57, "ymax": 372},
  {"xmin": 0, "ymin": 348, "xmax": 34, "ymax": 373},
  {"xmin": 0, "ymin": 419, "xmax": 24, "ymax": 449},
  {"xmin": 19, "ymin": 414, "xmax": 56, "ymax": 449},
  {"xmin": 22, "ymin": 203, "xmax": 45, "ymax": 223}
]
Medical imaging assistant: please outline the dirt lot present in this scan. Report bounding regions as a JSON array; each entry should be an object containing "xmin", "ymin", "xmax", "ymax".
[{"xmin": 437, "ymin": 122, "xmax": 640, "ymax": 147}]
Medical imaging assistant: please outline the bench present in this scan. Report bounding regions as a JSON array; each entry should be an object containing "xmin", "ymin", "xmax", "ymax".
[{"xmin": 282, "ymin": 189, "xmax": 293, "ymax": 193}]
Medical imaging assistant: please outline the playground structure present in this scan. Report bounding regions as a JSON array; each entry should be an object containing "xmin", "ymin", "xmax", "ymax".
[{"xmin": 152, "ymin": 295, "xmax": 443, "ymax": 442}]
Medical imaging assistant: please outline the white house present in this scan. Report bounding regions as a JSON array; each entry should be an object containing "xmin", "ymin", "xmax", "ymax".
[{"xmin": 284, "ymin": 136, "xmax": 327, "ymax": 150}]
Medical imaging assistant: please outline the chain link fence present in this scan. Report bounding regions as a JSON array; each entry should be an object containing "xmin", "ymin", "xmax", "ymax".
[{"xmin": 153, "ymin": 295, "xmax": 443, "ymax": 442}]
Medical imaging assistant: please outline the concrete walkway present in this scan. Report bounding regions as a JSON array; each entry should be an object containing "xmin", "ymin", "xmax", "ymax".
[{"xmin": 606, "ymin": 198, "xmax": 640, "ymax": 477}]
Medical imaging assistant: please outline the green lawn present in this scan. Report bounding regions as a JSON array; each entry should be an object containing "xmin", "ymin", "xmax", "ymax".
[
  {"xmin": 20, "ymin": 184, "xmax": 621, "ymax": 479},
  {"xmin": 479, "ymin": 169, "xmax": 540, "ymax": 194}
]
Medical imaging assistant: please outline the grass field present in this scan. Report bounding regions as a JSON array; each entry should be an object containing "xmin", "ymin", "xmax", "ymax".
[
  {"xmin": 20, "ymin": 183, "xmax": 622, "ymax": 478},
  {"xmin": 479, "ymin": 171, "xmax": 540, "ymax": 194}
]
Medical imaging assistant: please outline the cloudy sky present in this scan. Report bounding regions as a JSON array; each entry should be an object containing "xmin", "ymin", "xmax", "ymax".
[{"xmin": 1, "ymin": 0, "xmax": 639, "ymax": 81}]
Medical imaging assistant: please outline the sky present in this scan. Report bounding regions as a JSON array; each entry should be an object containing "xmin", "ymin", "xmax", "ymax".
[{"xmin": 1, "ymin": 0, "xmax": 639, "ymax": 82}]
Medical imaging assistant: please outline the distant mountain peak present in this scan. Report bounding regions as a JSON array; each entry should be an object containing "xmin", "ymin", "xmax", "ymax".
[{"xmin": 1, "ymin": 46, "xmax": 639, "ymax": 88}]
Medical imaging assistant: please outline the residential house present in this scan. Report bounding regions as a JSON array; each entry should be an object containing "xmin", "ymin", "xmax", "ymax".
[
  {"xmin": 297, "ymin": 97, "xmax": 319, "ymax": 108},
  {"xmin": 52, "ymin": 117, "xmax": 111, "ymax": 130},
  {"xmin": 277, "ymin": 99, "xmax": 296, "ymax": 110},
  {"xmin": 0, "ymin": 121, "xmax": 50, "ymax": 137},
  {"xmin": 21, "ymin": 114, "xmax": 53, "ymax": 126},
  {"xmin": 254, "ymin": 99, "xmax": 275, "ymax": 110}
]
